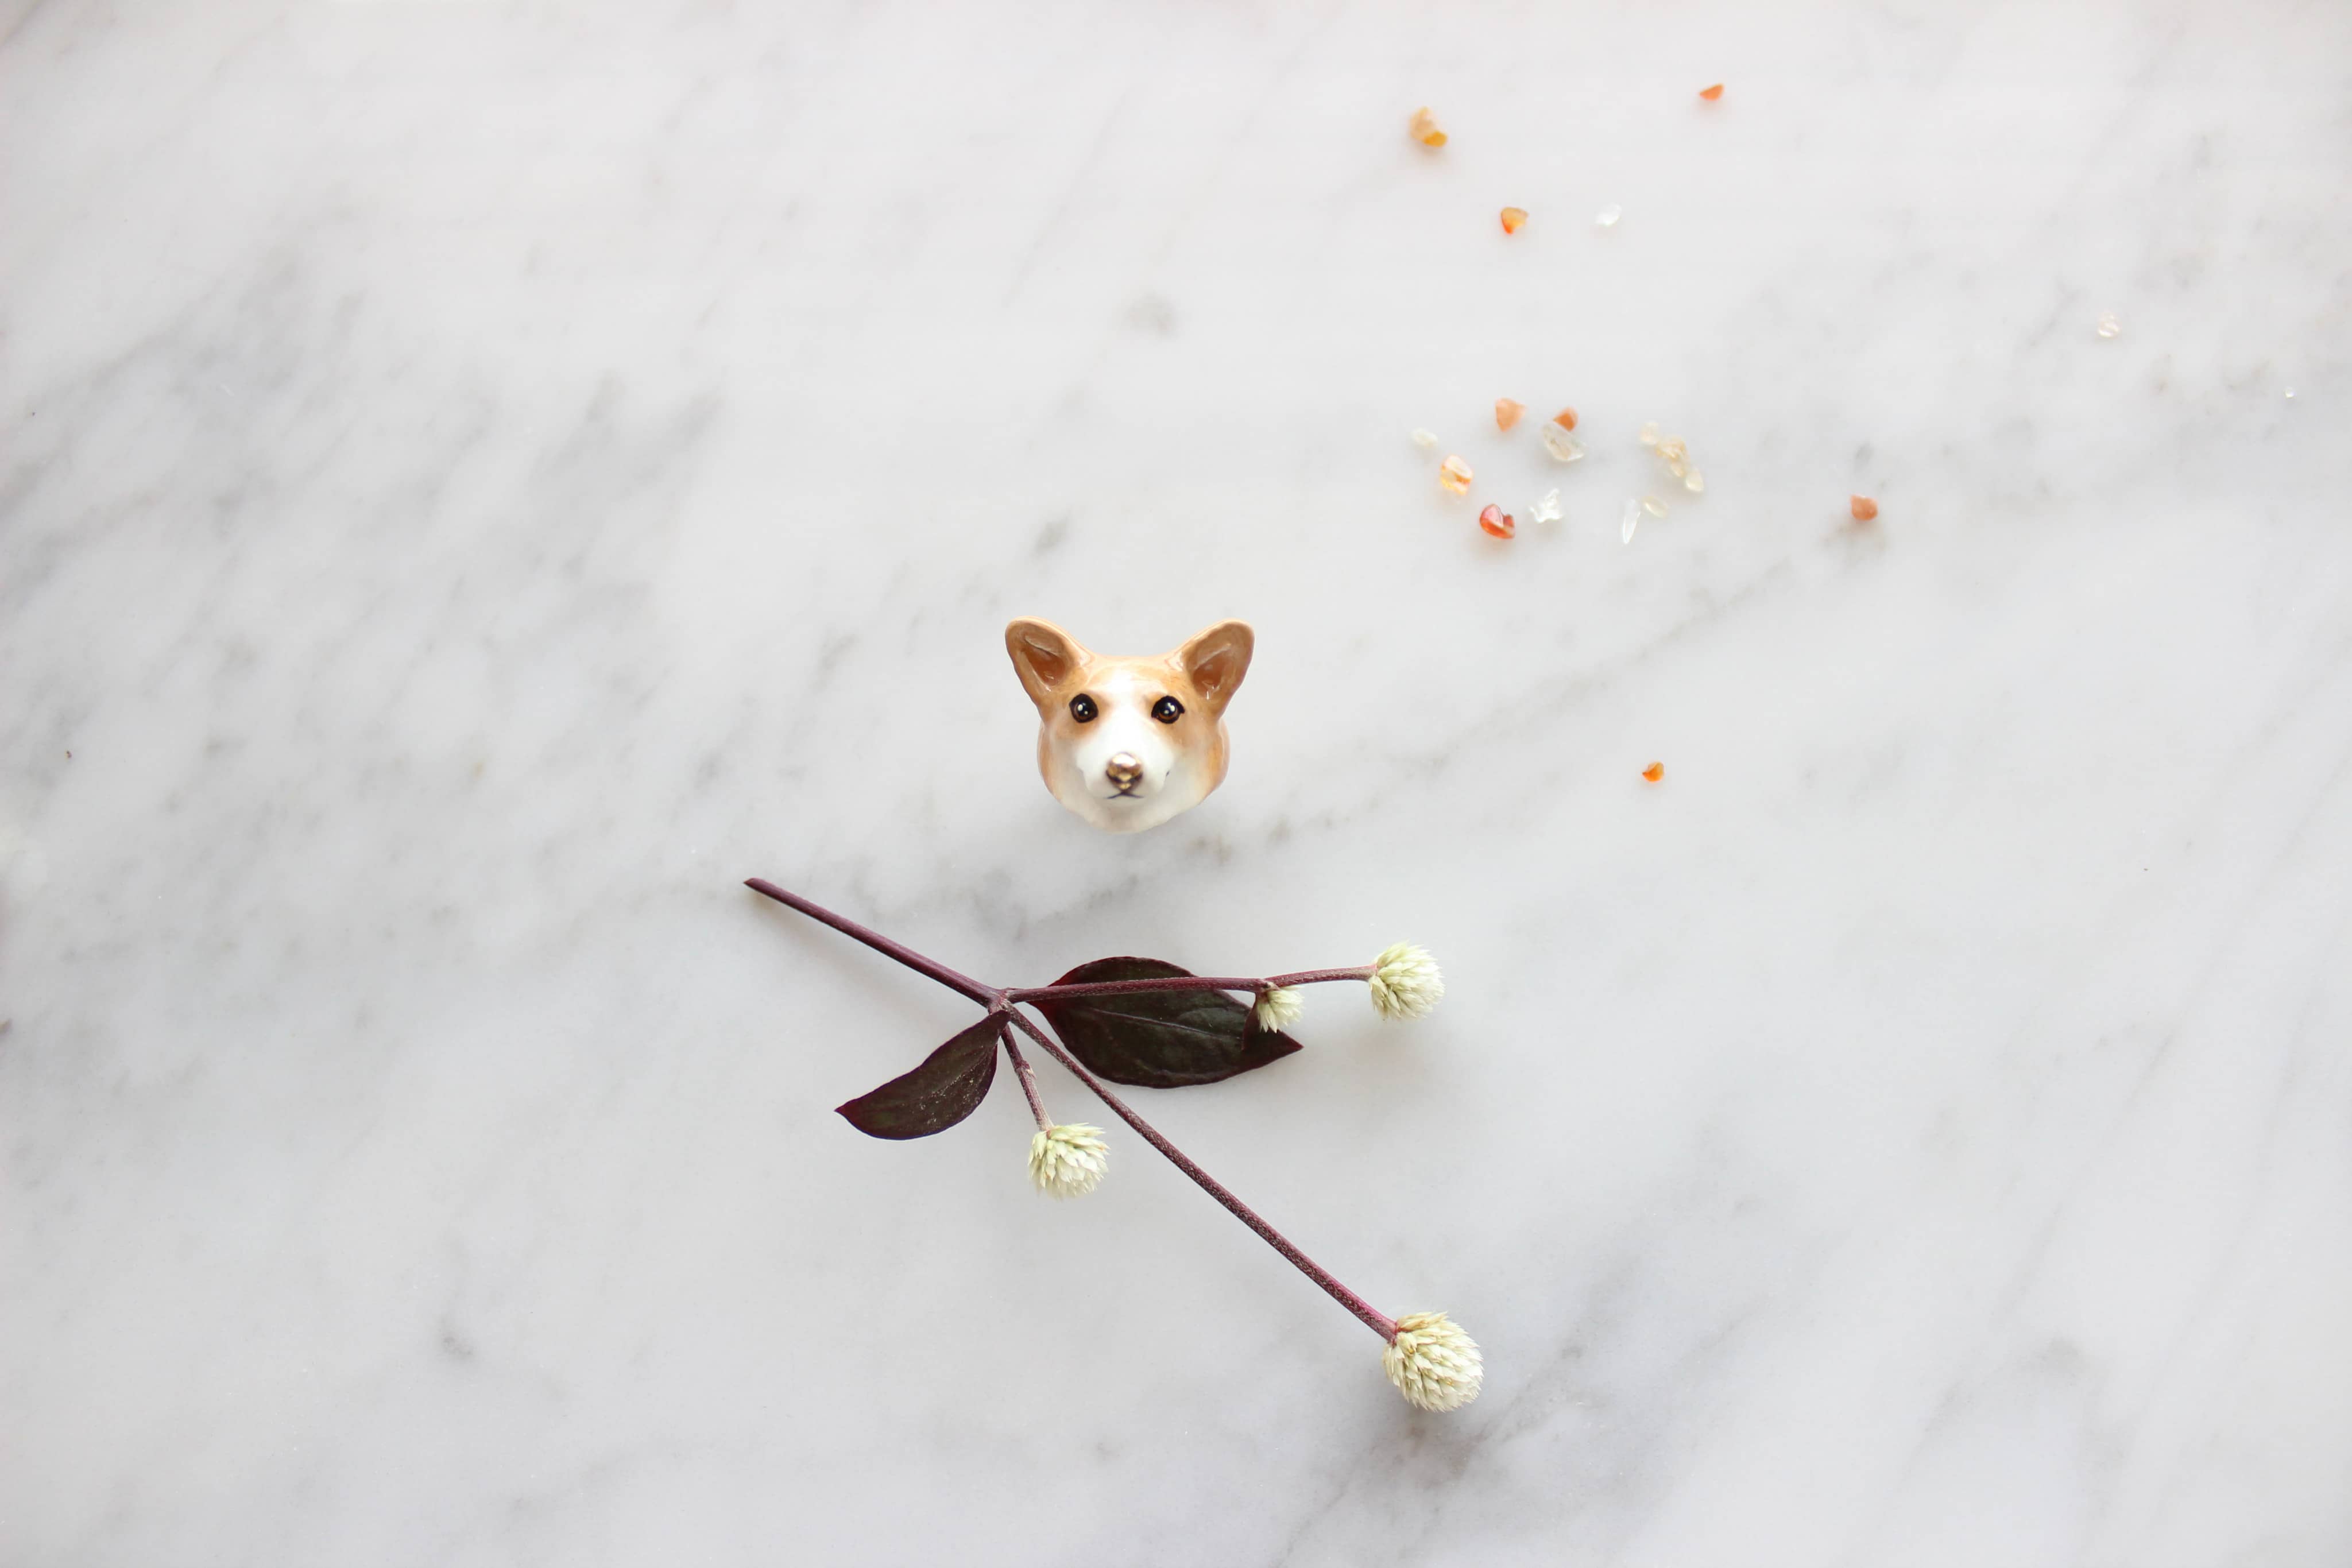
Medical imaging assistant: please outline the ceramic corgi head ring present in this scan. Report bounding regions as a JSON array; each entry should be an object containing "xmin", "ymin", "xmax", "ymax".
[{"xmin": 1005, "ymin": 618, "xmax": 1254, "ymax": 833}]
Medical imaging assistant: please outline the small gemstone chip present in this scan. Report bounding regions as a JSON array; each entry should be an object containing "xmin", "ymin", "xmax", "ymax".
[
  {"xmin": 1478, "ymin": 504, "xmax": 1516, "ymax": 539},
  {"xmin": 1642, "ymin": 761, "xmax": 1666, "ymax": 782},
  {"xmin": 1643, "ymin": 427, "xmax": 1705, "ymax": 495},
  {"xmin": 1411, "ymin": 428, "xmax": 1438, "ymax": 447},
  {"xmin": 2095, "ymin": 312, "xmax": 2121, "ymax": 339},
  {"xmin": 1596, "ymin": 204, "xmax": 1623, "ymax": 227},
  {"xmin": 1641, "ymin": 495, "xmax": 1668, "ymax": 517},
  {"xmin": 1698, "ymin": 84, "xmax": 1724, "ymax": 102},
  {"xmin": 1438, "ymin": 455, "xmax": 1474, "ymax": 494},
  {"xmin": 1540, "ymin": 422, "xmax": 1585, "ymax": 462},
  {"xmin": 1500, "ymin": 206, "xmax": 1528, "ymax": 234},
  {"xmin": 1495, "ymin": 398, "xmax": 1525, "ymax": 431},
  {"xmin": 1530, "ymin": 488, "xmax": 1562, "ymax": 525},
  {"xmin": 1850, "ymin": 494, "xmax": 1879, "ymax": 522},
  {"xmin": 1620, "ymin": 498, "xmax": 1642, "ymax": 543},
  {"xmin": 1552, "ymin": 407, "xmax": 1577, "ymax": 431},
  {"xmin": 1410, "ymin": 107, "xmax": 1447, "ymax": 148}
]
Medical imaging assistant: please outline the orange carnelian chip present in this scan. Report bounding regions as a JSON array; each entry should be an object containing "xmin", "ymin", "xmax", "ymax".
[
  {"xmin": 1495, "ymin": 398, "xmax": 1525, "ymax": 431},
  {"xmin": 1478, "ymin": 504, "xmax": 1515, "ymax": 539},
  {"xmin": 1410, "ymin": 107, "xmax": 1447, "ymax": 148},
  {"xmin": 1642, "ymin": 762, "xmax": 1665, "ymax": 782},
  {"xmin": 1552, "ymin": 407, "xmax": 1577, "ymax": 431},
  {"xmin": 1500, "ymin": 206, "xmax": 1528, "ymax": 234},
  {"xmin": 1699, "ymin": 84, "xmax": 1724, "ymax": 102},
  {"xmin": 1850, "ymin": 495, "xmax": 1879, "ymax": 522}
]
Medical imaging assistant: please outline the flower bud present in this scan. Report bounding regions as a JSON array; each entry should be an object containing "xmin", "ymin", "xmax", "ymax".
[
  {"xmin": 1368, "ymin": 942, "xmax": 1444, "ymax": 1020},
  {"xmin": 1253, "ymin": 986, "xmax": 1304, "ymax": 1032},
  {"xmin": 1382, "ymin": 1311, "xmax": 1483, "ymax": 1411},
  {"xmin": 1027, "ymin": 1123, "xmax": 1109, "ymax": 1198}
]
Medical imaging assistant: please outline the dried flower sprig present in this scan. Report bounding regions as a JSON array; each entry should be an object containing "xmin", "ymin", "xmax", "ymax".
[{"xmin": 744, "ymin": 877, "xmax": 1479, "ymax": 1412}]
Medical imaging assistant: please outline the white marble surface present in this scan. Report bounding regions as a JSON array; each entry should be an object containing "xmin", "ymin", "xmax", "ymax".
[{"xmin": 6, "ymin": 1, "xmax": 2351, "ymax": 1562}]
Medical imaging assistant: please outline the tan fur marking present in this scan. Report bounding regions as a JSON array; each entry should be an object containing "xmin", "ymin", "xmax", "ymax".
[{"xmin": 1005, "ymin": 618, "xmax": 1253, "ymax": 832}]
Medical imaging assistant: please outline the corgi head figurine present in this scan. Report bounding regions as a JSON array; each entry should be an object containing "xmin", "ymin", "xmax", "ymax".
[{"xmin": 1005, "ymin": 617, "xmax": 1255, "ymax": 833}]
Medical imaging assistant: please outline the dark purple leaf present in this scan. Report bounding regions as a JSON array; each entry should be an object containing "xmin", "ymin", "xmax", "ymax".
[
  {"xmin": 1031, "ymin": 958, "xmax": 1302, "ymax": 1089},
  {"xmin": 837, "ymin": 1016, "xmax": 1001, "ymax": 1139}
]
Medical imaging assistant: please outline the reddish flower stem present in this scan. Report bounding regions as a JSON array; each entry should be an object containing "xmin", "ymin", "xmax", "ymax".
[
  {"xmin": 746, "ymin": 878, "xmax": 1398, "ymax": 1344},
  {"xmin": 1005, "ymin": 967, "xmax": 1374, "ymax": 1003},
  {"xmin": 999, "ymin": 1025, "xmax": 1051, "ymax": 1132},
  {"xmin": 745, "ymin": 878, "xmax": 1003, "ymax": 1008}
]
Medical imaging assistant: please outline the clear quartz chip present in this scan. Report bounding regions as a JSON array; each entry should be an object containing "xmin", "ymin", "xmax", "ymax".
[
  {"xmin": 1641, "ymin": 495, "xmax": 1668, "ymax": 517},
  {"xmin": 1539, "ymin": 421, "xmax": 1585, "ymax": 462},
  {"xmin": 1411, "ymin": 428, "xmax": 1439, "ymax": 447},
  {"xmin": 1596, "ymin": 204, "xmax": 1623, "ymax": 227},
  {"xmin": 1684, "ymin": 469, "xmax": 1705, "ymax": 493},
  {"xmin": 1531, "ymin": 488, "xmax": 1562, "ymax": 524},
  {"xmin": 1639, "ymin": 421, "xmax": 1660, "ymax": 446},
  {"xmin": 1620, "ymin": 498, "xmax": 1642, "ymax": 543},
  {"xmin": 2096, "ymin": 312, "xmax": 2121, "ymax": 339}
]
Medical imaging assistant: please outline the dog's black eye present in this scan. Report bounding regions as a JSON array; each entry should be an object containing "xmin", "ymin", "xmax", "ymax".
[
  {"xmin": 1152, "ymin": 696, "xmax": 1184, "ymax": 723},
  {"xmin": 1069, "ymin": 694, "xmax": 1098, "ymax": 723}
]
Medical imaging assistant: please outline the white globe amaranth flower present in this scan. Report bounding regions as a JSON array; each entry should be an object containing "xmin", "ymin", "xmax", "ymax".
[
  {"xmin": 1383, "ymin": 1311, "xmax": 1483, "ymax": 1411},
  {"xmin": 1253, "ymin": 986, "xmax": 1304, "ymax": 1033},
  {"xmin": 1028, "ymin": 1123, "xmax": 1109, "ymax": 1198},
  {"xmin": 1367, "ymin": 942, "xmax": 1444, "ymax": 1020}
]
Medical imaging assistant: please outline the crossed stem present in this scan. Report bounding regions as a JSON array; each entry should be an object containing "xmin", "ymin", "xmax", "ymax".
[{"xmin": 744, "ymin": 877, "xmax": 1399, "ymax": 1342}]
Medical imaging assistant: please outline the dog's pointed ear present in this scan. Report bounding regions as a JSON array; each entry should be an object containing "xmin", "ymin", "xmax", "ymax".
[
  {"xmin": 1005, "ymin": 618, "xmax": 1090, "ymax": 710},
  {"xmin": 1176, "ymin": 620, "xmax": 1254, "ymax": 717}
]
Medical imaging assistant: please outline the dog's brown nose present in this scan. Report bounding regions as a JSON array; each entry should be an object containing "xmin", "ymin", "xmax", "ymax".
[{"xmin": 1105, "ymin": 752, "xmax": 1143, "ymax": 789}]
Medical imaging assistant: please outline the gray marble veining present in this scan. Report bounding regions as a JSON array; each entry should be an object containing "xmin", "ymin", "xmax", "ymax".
[{"xmin": 5, "ymin": 1, "xmax": 2350, "ymax": 1563}]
